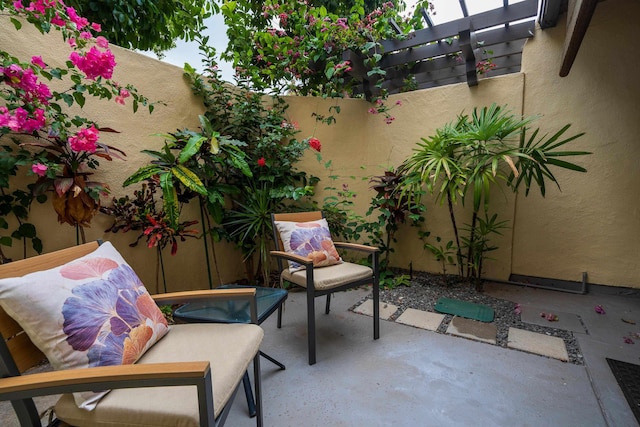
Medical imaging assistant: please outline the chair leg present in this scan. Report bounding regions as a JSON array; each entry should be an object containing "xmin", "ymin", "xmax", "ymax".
[
  {"xmin": 242, "ymin": 372, "xmax": 256, "ymax": 417},
  {"xmin": 277, "ymin": 305, "xmax": 283, "ymax": 328},
  {"xmin": 325, "ymin": 294, "xmax": 331, "ymax": 314},
  {"xmin": 253, "ymin": 352, "xmax": 263, "ymax": 427},
  {"xmin": 373, "ymin": 281, "xmax": 380, "ymax": 340},
  {"xmin": 307, "ymin": 288, "xmax": 316, "ymax": 365}
]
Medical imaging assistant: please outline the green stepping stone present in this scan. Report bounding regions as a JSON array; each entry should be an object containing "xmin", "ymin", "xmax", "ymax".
[{"xmin": 434, "ymin": 297, "xmax": 495, "ymax": 322}]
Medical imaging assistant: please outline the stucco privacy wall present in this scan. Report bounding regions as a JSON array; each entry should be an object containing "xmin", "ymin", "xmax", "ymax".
[
  {"xmin": 2, "ymin": 0, "xmax": 639, "ymax": 290},
  {"xmin": 287, "ymin": 73, "xmax": 524, "ymax": 281},
  {"xmin": 0, "ymin": 16, "xmax": 246, "ymax": 292},
  {"xmin": 514, "ymin": 0, "xmax": 640, "ymax": 288}
]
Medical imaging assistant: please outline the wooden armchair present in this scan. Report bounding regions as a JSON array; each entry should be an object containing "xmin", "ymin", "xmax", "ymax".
[
  {"xmin": 0, "ymin": 241, "xmax": 263, "ymax": 427},
  {"xmin": 271, "ymin": 211, "xmax": 380, "ymax": 365}
]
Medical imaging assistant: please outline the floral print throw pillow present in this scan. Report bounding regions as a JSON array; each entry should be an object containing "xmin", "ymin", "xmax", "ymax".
[
  {"xmin": 0, "ymin": 242, "xmax": 169, "ymax": 409},
  {"xmin": 274, "ymin": 218, "xmax": 342, "ymax": 272}
]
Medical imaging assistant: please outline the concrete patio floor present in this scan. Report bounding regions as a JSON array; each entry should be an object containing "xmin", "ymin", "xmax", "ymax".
[
  {"xmin": 223, "ymin": 281, "xmax": 639, "ymax": 427},
  {"xmin": 1, "ymin": 281, "xmax": 638, "ymax": 426}
]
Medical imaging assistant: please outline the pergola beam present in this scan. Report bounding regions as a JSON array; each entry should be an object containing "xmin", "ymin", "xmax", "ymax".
[{"xmin": 559, "ymin": 0, "xmax": 598, "ymax": 77}]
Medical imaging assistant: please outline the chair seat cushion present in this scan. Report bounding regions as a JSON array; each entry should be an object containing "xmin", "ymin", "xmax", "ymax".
[
  {"xmin": 54, "ymin": 323, "xmax": 264, "ymax": 427},
  {"xmin": 282, "ymin": 262, "xmax": 373, "ymax": 290}
]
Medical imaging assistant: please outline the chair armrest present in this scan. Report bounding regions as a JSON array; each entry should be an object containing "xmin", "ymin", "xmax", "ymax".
[
  {"xmin": 0, "ymin": 361, "xmax": 211, "ymax": 401},
  {"xmin": 333, "ymin": 242, "xmax": 380, "ymax": 253},
  {"xmin": 270, "ymin": 250, "xmax": 313, "ymax": 266},
  {"xmin": 152, "ymin": 288, "xmax": 256, "ymax": 306}
]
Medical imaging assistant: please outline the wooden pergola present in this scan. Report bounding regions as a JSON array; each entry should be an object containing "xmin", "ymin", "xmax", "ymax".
[{"xmin": 347, "ymin": 0, "xmax": 599, "ymax": 100}]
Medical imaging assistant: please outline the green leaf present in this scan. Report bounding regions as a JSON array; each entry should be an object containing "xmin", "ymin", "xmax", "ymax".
[
  {"xmin": 171, "ymin": 165, "xmax": 207, "ymax": 195},
  {"xmin": 0, "ymin": 236, "xmax": 12, "ymax": 247},
  {"xmin": 159, "ymin": 172, "xmax": 179, "ymax": 230},
  {"xmin": 177, "ymin": 135, "xmax": 206, "ymax": 164},
  {"xmin": 61, "ymin": 93, "xmax": 74, "ymax": 107},
  {"xmin": 123, "ymin": 165, "xmax": 163, "ymax": 186},
  {"xmin": 17, "ymin": 223, "xmax": 36, "ymax": 238},
  {"xmin": 325, "ymin": 65, "xmax": 335, "ymax": 80},
  {"xmin": 10, "ymin": 18, "xmax": 22, "ymax": 30},
  {"xmin": 32, "ymin": 237, "xmax": 43, "ymax": 254},
  {"xmin": 73, "ymin": 92, "xmax": 85, "ymax": 107}
]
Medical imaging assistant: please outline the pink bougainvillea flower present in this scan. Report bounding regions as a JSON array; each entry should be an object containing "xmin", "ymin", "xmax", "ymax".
[
  {"xmin": 368, "ymin": 108, "xmax": 377, "ymax": 114},
  {"xmin": 115, "ymin": 88, "xmax": 130, "ymax": 105},
  {"xmin": 91, "ymin": 22, "xmax": 102, "ymax": 32},
  {"xmin": 384, "ymin": 116, "xmax": 395, "ymax": 124},
  {"xmin": 68, "ymin": 38, "xmax": 77, "ymax": 48},
  {"xmin": 12, "ymin": 1, "xmax": 24, "ymax": 10},
  {"xmin": 595, "ymin": 304, "xmax": 606, "ymax": 314},
  {"xmin": 31, "ymin": 56, "xmax": 46, "ymax": 68},
  {"xmin": 624, "ymin": 337, "xmax": 635, "ymax": 344},
  {"xmin": 308, "ymin": 137, "xmax": 321, "ymax": 152},
  {"xmin": 257, "ymin": 157, "xmax": 266, "ymax": 167},
  {"xmin": 69, "ymin": 47, "xmax": 116, "ymax": 80},
  {"xmin": 545, "ymin": 313, "xmax": 558, "ymax": 322},
  {"xmin": 395, "ymin": 100, "xmax": 403, "ymax": 106},
  {"xmin": 514, "ymin": 303, "xmax": 522, "ymax": 315},
  {"xmin": 96, "ymin": 36, "xmax": 109, "ymax": 49},
  {"xmin": 66, "ymin": 6, "xmax": 89, "ymax": 29},
  {"xmin": 50, "ymin": 13, "xmax": 65, "ymax": 26},
  {"xmin": 69, "ymin": 124, "xmax": 100, "ymax": 153},
  {"xmin": 31, "ymin": 163, "xmax": 48, "ymax": 177}
]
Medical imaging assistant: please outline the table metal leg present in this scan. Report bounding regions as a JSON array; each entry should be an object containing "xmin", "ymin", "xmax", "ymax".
[{"xmin": 260, "ymin": 350, "xmax": 286, "ymax": 370}]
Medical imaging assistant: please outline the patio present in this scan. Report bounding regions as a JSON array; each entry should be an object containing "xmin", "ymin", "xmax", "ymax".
[{"xmin": 4, "ymin": 281, "xmax": 635, "ymax": 426}]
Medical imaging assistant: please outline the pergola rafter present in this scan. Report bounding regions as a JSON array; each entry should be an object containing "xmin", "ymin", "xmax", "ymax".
[{"xmin": 347, "ymin": 0, "xmax": 539, "ymax": 100}]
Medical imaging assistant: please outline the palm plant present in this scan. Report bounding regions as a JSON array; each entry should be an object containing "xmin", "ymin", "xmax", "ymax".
[{"xmin": 400, "ymin": 104, "xmax": 589, "ymax": 290}]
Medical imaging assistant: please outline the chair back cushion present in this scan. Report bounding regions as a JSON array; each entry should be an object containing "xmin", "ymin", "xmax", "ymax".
[
  {"xmin": 0, "ymin": 242, "xmax": 169, "ymax": 409},
  {"xmin": 273, "ymin": 218, "xmax": 342, "ymax": 271}
]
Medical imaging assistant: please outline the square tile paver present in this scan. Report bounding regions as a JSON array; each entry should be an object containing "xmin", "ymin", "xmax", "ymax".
[
  {"xmin": 508, "ymin": 327, "xmax": 569, "ymax": 361},
  {"xmin": 353, "ymin": 299, "xmax": 398, "ymax": 320},
  {"xmin": 446, "ymin": 316, "xmax": 497, "ymax": 344},
  {"xmin": 396, "ymin": 308, "xmax": 445, "ymax": 331}
]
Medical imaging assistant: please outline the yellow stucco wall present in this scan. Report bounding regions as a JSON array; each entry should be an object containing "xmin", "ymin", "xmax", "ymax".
[
  {"xmin": 2, "ymin": 0, "xmax": 638, "ymax": 289},
  {"xmin": 513, "ymin": 0, "xmax": 640, "ymax": 287},
  {"xmin": 0, "ymin": 16, "xmax": 246, "ymax": 292}
]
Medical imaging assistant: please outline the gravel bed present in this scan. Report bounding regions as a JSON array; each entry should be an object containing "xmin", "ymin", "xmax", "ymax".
[{"xmin": 355, "ymin": 272, "xmax": 583, "ymax": 365}]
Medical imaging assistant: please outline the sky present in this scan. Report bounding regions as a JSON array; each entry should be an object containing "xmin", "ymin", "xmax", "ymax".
[{"xmin": 145, "ymin": 0, "xmax": 526, "ymax": 82}]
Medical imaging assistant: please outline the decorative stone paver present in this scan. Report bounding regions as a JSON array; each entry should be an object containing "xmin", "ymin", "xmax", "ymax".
[
  {"xmin": 520, "ymin": 305, "xmax": 586, "ymax": 334},
  {"xmin": 353, "ymin": 299, "xmax": 398, "ymax": 320},
  {"xmin": 396, "ymin": 308, "xmax": 445, "ymax": 331},
  {"xmin": 446, "ymin": 316, "xmax": 497, "ymax": 344},
  {"xmin": 354, "ymin": 301, "xmax": 570, "ymax": 362},
  {"xmin": 508, "ymin": 327, "xmax": 569, "ymax": 361}
]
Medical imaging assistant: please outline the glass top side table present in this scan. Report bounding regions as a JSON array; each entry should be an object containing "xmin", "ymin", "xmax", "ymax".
[
  {"xmin": 174, "ymin": 284, "xmax": 288, "ymax": 325},
  {"xmin": 173, "ymin": 284, "xmax": 288, "ymax": 418}
]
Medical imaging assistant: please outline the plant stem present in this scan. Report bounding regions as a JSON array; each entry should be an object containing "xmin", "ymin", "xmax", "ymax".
[
  {"xmin": 447, "ymin": 192, "xmax": 463, "ymax": 276},
  {"xmin": 466, "ymin": 210, "xmax": 478, "ymax": 278},
  {"xmin": 199, "ymin": 198, "xmax": 214, "ymax": 289},
  {"xmin": 158, "ymin": 246, "xmax": 167, "ymax": 293}
]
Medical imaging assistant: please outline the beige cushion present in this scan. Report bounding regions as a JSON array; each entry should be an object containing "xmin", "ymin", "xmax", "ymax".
[
  {"xmin": 55, "ymin": 323, "xmax": 263, "ymax": 427},
  {"xmin": 273, "ymin": 218, "xmax": 342, "ymax": 271},
  {"xmin": 282, "ymin": 262, "xmax": 372, "ymax": 290}
]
